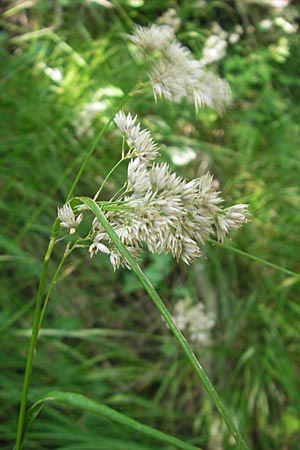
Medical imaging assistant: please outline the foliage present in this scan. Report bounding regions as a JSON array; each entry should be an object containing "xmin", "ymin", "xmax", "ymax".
[{"xmin": 1, "ymin": 1, "xmax": 300, "ymax": 449}]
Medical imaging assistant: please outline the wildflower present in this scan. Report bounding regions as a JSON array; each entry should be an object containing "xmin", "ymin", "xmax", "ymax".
[
  {"xmin": 228, "ymin": 33, "xmax": 240, "ymax": 45},
  {"xmin": 200, "ymin": 34, "xmax": 227, "ymax": 66},
  {"xmin": 215, "ymin": 204, "xmax": 249, "ymax": 242},
  {"xmin": 102, "ymin": 155, "xmax": 248, "ymax": 265},
  {"xmin": 89, "ymin": 233, "xmax": 110, "ymax": 257},
  {"xmin": 109, "ymin": 251, "xmax": 121, "ymax": 271},
  {"xmin": 157, "ymin": 8, "xmax": 181, "ymax": 32},
  {"xmin": 173, "ymin": 298, "xmax": 215, "ymax": 344},
  {"xmin": 114, "ymin": 110, "xmax": 138, "ymax": 136},
  {"xmin": 57, "ymin": 204, "xmax": 83, "ymax": 234},
  {"xmin": 129, "ymin": 24, "xmax": 232, "ymax": 114},
  {"xmin": 58, "ymin": 112, "xmax": 249, "ymax": 270},
  {"xmin": 75, "ymin": 101, "xmax": 106, "ymax": 137},
  {"xmin": 114, "ymin": 111, "xmax": 159, "ymax": 162},
  {"xmin": 129, "ymin": 24, "xmax": 175, "ymax": 53},
  {"xmin": 89, "ymin": 218, "xmax": 142, "ymax": 270},
  {"xmin": 91, "ymin": 113, "xmax": 248, "ymax": 267},
  {"xmin": 127, "ymin": 158, "xmax": 151, "ymax": 193},
  {"xmin": 243, "ymin": 0, "xmax": 290, "ymax": 9}
]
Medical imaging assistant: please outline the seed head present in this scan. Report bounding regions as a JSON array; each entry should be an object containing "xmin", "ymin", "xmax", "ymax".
[
  {"xmin": 129, "ymin": 25, "xmax": 232, "ymax": 114},
  {"xmin": 57, "ymin": 204, "xmax": 83, "ymax": 234}
]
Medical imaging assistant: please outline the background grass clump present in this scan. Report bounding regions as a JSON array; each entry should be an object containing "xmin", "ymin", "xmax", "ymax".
[{"xmin": 1, "ymin": 1, "xmax": 300, "ymax": 449}]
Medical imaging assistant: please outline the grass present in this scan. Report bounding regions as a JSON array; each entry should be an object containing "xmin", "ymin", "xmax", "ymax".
[{"xmin": 1, "ymin": 1, "xmax": 300, "ymax": 449}]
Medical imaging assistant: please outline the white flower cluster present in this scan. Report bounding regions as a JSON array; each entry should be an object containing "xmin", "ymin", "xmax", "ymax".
[
  {"xmin": 57, "ymin": 204, "xmax": 83, "ymax": 235},
  {"xmin": 129, "ymin": 24, "xmax": 232, "ymax": 114},
  {"xmin": 114, "ymin": 111, "xmax": 159, "ymax": 163},
  {"xmin": 74, "ymin": 101, "xmax": 106, "ymax": 137},
  {"xmin": 200, "ymin": 34, "xmax": 228, "ymax": 66},
  {"xmin": 57, "ymin": 112, "xmax": 248, "ymax": 270},
  {"xmin": 173, "ymin": 298, "xmax": 215, "ymax": 344},
  {"xmin": 242, "ymin": 0, "xmax": 290, "ymax": 9},
  {"xmin": 157, "ymin": 8, "xmax": 181, "ymax": 32},
  {"xmin": 200, "ymin": 23, "xmax": 228, "ymax": 66},
  {"xmin": 200, "ymin": 23, "xmax": 245, "ymax": 66}
]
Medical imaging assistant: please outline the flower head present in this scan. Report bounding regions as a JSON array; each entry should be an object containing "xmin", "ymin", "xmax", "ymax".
[
  {"xmin": 215, "ymin": 204, "xmax": 249, "ymax": 242},
  {"xmin": 129, "ymin": 24, "xmax": 175, "ymax": 53},
  {"xmin": 173, "ymin": 298, "xmax": 215, "ymax": 344},
  {"xmin": 114, "ymin": 111, "xmax": 159, "ymax": 163},
  {"xmin": 89, "ymin": 233, "xmax": 110, "ymax": 257},
  {"xmin": 58, "ymin": 112, "xmax": 249, "ymax": 270},
  {"xmin": 89, "ymin": 112, "xmax": 249, "ymax": 268},
  {"xmin": 129, "ymin": 25, "xmax": 232, "ymax": 114},
  {"xmin": 57, "ymin": 204, "xmax": 83, "ymax": 234}
]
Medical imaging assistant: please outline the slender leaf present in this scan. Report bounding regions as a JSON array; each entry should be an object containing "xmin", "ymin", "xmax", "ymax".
[
  {"xmin": 25, "ymin": 391, "xmax": 201, "ymax": 450},
  {"xmin": 78, "ymin": 197, "xmax": 251, "ymax": 450}
]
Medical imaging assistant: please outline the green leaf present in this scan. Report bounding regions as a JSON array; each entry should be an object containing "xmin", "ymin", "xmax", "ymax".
[
  {"xmin": 25, "ymin": 391, "xmax": 200, "ymax": 450},
  {"xmin": 77, "ymin": 197, "xmax": 250, "ymax": 450}
]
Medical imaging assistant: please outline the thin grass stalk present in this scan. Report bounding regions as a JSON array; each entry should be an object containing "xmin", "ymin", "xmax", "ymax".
[
  {"xmin": 93, "ymin": 157, "xmax": 126, "ymax": 201},
  {"xmin": 14, "ymin": 88, "xmax": 135, "ymax": 450},
  {"xmin": 15, "ymin": 223, "xmax": 59, "ymax": 449},
  {"xmin": 79, "ymin": 197, "xmax": 251, "ymax": 450},
  {"xmin": 209, "ymin": 239, "xmax": 300, "ymax": 280},
  {"xmin": 39, "ymin": 245, "xmax": 70, "ymax": 328},
  {"xmin": 26, "ymin": 391, "xmax": 202, "ymax": 450}
]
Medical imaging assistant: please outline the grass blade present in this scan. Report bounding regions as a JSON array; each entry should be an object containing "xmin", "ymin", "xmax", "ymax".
[
  {"xmin": 78, "ymin": 197, "xmax": 251, "ymax": 450},
  {"xmin": 25, "ymin": 391, "xmax": 201, "ymax": 450}
]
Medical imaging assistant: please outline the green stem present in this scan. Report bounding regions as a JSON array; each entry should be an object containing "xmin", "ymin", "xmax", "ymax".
[
  {"xmin": 209, "ymin": 239, "xmax": 300, "ymax": 280},
  {"xmin": 79, "ymin": 197, "xmax": 251, "ymax": 450},
  {"xmin": 26, "ymin": 391, "xmax": 202, "ymax": 450},
  {"xmin": 39, "ymin": 245, "xmax": 71, "ymax": 328},
  {"xmin": 15, "ymin": 87, "xmax": 135, "ymax": 450},
  {"xmin": 112, "ymin": 0, "xmax": 135, "ymax": 30},
  {"xmin": 15, "ymin": 220, "xmax": 59, "ymax": 450},
  {"xmin": 93, "ymin": 157, "xmax": 126, "ymax": 202},
  {"xmin": 66, "ymin": 92, "xmax": 132, "ymax": 202}
]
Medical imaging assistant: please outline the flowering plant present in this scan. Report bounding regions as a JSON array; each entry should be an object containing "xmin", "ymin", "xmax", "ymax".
[
  {"xmin": 58, "ymin": 111, "xmax": 248, "ymax": 270},
  {"xmin": 15, "ymin": 23, "xmax": 250, "ymax": 450},
  {"xmin": 130, "ymin": 24, "xmax": 232, "ymax": 114}
]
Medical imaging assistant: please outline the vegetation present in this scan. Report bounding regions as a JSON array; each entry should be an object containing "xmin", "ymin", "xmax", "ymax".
[{"xmin": 1, "ymin": 1, "xmax": 300, "ymax": 449}]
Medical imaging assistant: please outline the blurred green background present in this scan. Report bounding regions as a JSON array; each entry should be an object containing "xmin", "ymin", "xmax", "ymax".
[{"xmin": 1, "ymin": 1, "xmax": 300, "ymax": 449}]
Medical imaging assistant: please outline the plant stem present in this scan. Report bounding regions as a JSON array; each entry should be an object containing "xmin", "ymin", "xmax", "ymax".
[
  {"xmin": 209, "ymin": 239, "xmax": 300, "ymax": 280},
  {"xmin": 39, "ymin": 245, "xmax": 71, "ymax": 328},
  {"xmin": 27, "ymin": 391, "xmax": 202, "ymax": 450},
  {"xmin": 66, "ymin": 92, "xmax": 133, "ymax": 202},
  {"xmin": 15, "ymin": 87, "xmax": 135, "ymax": 449},
  {"xmin": 80, "ymin": 198, "xmax": 251, "ymax": 450},
  {"xmin": 15, "ymin": 221, "xmax": 59, "ymax": 450},
  {"xmin": 93, "ymin": 157, "xmax": 126, "ymax": 202}
]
